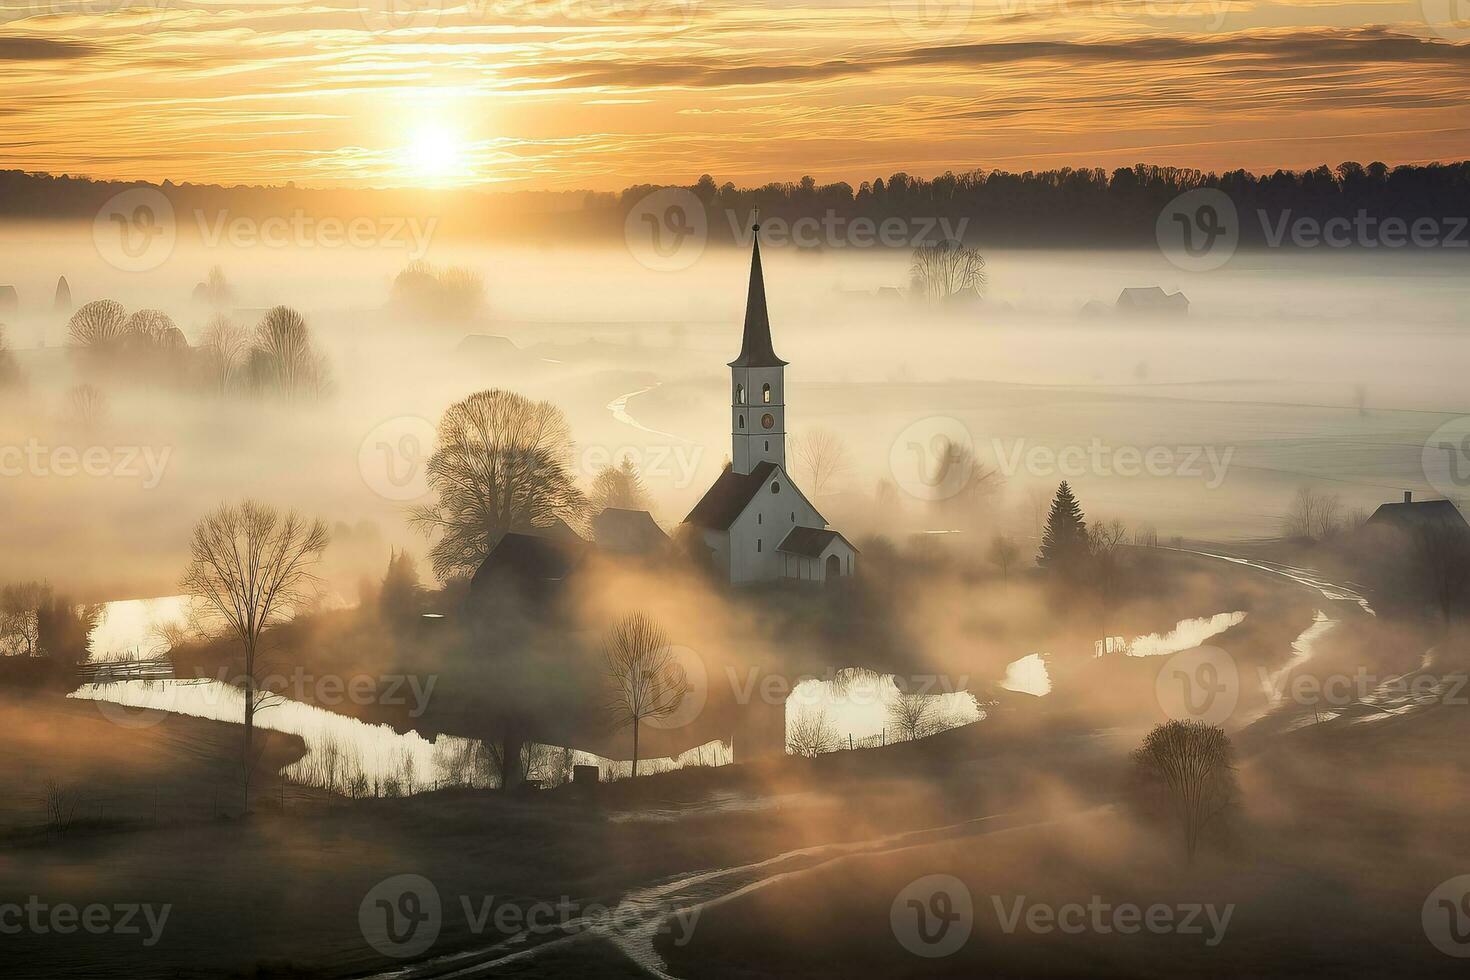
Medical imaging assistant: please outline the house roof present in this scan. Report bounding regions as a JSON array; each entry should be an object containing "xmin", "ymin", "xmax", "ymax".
[
  {"xmin": 469, "ymin": 531, "xmax": 588, "ymax": 594},
  {"xmin": 777, "ymin": 526, "xmax": 859, "ymax": 558},
  {"xmin": 1365, "ymin": 499, "xmax": 1468, "ymax": 532},
  {"xmin": 1117, "ymin": 287, "xmax": 1188, "ymax": 306},
  {"xmin": 683, "ymin": 461, "xmax": 779, "ymax": 529},
  {"xmin": 728, "ymin": 226, "xmax": 787, "ymax": 368},
  {"xmin": 592, "ymin": 507, "xmax": 669, "ymax": 554}
]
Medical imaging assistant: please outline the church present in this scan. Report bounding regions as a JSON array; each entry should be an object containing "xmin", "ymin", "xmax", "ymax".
[{"xmin": 682, "ymin": 225, "xmax": 858, "ymax": 585}]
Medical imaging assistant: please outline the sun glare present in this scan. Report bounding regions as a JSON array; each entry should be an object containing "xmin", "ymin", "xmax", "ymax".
[{"xmin": 405, "ymin": 124, "xmax": 464, "ymax": 181}]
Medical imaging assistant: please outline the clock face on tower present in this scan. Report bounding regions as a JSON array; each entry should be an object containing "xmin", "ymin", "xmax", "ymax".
[{"xmin": 761, "ymin": 413, "xmax": 775, "ymax": 430}]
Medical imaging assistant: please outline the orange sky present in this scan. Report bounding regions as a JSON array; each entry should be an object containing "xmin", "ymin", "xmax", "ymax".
[{"xmin": 3, "ymin": 0, "xmax": 1469, "ymax": 190}]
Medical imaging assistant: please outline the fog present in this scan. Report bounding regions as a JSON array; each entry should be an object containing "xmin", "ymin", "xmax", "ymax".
[{"xmin": 3, "ymin": 221, "xmax": 1466, "ymax": 602}]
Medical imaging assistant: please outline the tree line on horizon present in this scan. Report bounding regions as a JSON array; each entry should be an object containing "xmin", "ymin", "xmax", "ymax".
[{"xmin": 4, "ymin": 161, "xmax": 1469, "ymax": 248}]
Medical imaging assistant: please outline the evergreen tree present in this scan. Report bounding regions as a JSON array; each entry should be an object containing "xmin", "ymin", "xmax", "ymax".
[
  {"xmin": 379, "ymin": 549, "xmax": 423, "ymax": 624},
  {"xmin": 589, "ymin": 455, "xmax": 650, "ymax": 513},
  {"xmin": 1037, "ymin": 481, "xmax": 1089, "ymax": 575}
]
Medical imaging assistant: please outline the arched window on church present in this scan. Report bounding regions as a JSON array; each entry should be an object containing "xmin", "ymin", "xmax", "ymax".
[
  {"xmin": 771, "ymin": 481, "xmax": 780, "ymax": 494},
  {"xmin": 739, "ymin": 415, "xmax": 744, "ymax": 429},
  {"xmin": 762, "ymin": 383, "xmax": 772, "ymax": 404},
  {"xmin": 736, "ymin": 384, "xmax": 745, "ymax": 404}
]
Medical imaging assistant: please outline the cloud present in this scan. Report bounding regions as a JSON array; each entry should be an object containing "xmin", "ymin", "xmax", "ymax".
[
  {"xmin": 513, "ymin": 28, "xmax": 1470, "ymax": 91},
  {"xmin": 0, "ymin": 36, "xmax": 97, "ymax": 61}
]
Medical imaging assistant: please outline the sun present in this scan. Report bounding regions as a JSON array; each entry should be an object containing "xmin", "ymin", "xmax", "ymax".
[{"xmin": 404, "ymin": 124, "xmax": 464, "ymax": 181}]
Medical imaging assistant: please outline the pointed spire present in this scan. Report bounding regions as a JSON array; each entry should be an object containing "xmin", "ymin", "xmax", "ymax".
[{"xmin": 728, "ymin": 216, "xmax": 787, "ymax": 368}]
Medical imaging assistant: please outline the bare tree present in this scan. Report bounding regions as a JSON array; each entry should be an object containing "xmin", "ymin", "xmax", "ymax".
[
  {"xmin": 181, "ymin": 500, "xmax": 329, "ymax": 811},
  {"xmin": 1132, "ymin": 720, "xmax": 1237, "ymax": 862},
  {"xmin": 602, "ymin": 612, "xmax": 686, "ymax": 778},
  {"xmin": 67, "ymin": 299, "xmax": 128, "ymax": 350},
  {"xmin": 786, "ymin": 707, "xmax": 837, "ymax": 758},
  {"xmin": 0, "ymin": 581, "xmax": 47, "ymax": 656},
  {"xmin": 412, "ymin": 389, "xmax": 588, "ymax": 580},
  {"xmin": 793, "ymin": 427, "xmax": 851, "ymax": 495},
  {"xmin": 250, "ymin": 306, "xmax": 330, "ymax": 402},
  {"xmin": 1089, "ymin": 518, "xmax": 1130, "ymax": 622},
  {"xmin": 63, "ymin": 383, "xmax": 108, "ymax": 431},
  {"xmin": 886, "ymin": 690, "xmax": 933, "ymax": 741},
  {"xmin": 123, "ymin": 309, "xmax": 186, "ymax": 352},
  {"xmin": 986, "ymin": 534, "xmax": 1020, "ymax": 578},
  {"xmin": 200, "ymin": 265, "xmax": 235, "ymax": 309},
  {"xmin": 0, "ymin": 325, "xmax": 20, "ymax": 388},
  {"xmin": 909, "ymin": 239, "xmax": 987, "ymax": 305},
  {"xmin": 589, "ymin": 455, "xmax": 650, "ymax": 513},
  {"xmin": 1283, "ymin": 486, "xmax": 1343, "ymax": 542},
  {"xmin": 200, "ymin": 314, "xmax": 249, "ymax": 394}
]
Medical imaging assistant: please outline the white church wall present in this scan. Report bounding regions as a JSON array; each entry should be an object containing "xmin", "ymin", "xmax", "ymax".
[{"xmin": 728, "ymin": 465, "xmax": 824, "ymax": 584}]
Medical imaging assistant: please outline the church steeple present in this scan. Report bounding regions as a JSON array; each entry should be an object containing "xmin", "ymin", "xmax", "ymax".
[
  {"xmin": 728, "ymin": 222, "xmax": 787, "ymax": 368},
  {"xmin": 729, "ymin": 220, "xmax": 788, "ymax": 476}
]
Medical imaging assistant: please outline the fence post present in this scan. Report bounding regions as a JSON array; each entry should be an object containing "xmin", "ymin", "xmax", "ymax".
[{"xmin": 848, "ymin": 733, "xmax": 853, "ymax": 751}]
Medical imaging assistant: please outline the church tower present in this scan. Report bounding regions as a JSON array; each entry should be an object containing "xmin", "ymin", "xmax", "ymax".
[{"xmin": 730, "ymin": 224, "xmax": 788, "ymax": 475}]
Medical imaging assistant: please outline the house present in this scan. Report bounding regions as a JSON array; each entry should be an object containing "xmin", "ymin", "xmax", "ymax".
[
  {"xmin": 592, "ymin": 507, "xmax": 670, "ymax": 556},
  {"xmin": 1364, "ymin": 491, "xmax": 1469, "ymax": 534},
  {"xmin": 1116, "ymin": 287, "xmax": 1189, "ymax": 317},
  {"xmin": 681, "ymin": 224, "xmax": 858, "ymax": 585},
  {"xmin": 468, "ymin": 530, "xmax": 589, "ymax": 608}
]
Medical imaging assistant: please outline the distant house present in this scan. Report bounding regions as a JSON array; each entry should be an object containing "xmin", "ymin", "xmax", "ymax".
[
  {"xmin": 455, "ymin": 334, "xmax": 521, "ymax": 361},
  {"xmin": 468, "ymin": 530, "xmax": 589, "ymax": 609},
  {"xmin": 1116, "ymin": 287, "xmax": 1189, "ymax": 317},
  {"xmin": 592, "ymin": 508, "xmax": 669, "ymax": 556},
  {"xmin": 0, "ymin": 285, "xmax": 17, "ymax": 312},
  {"xmin": 1364, "ymin": 492, "xmax": 1469, "ymax": 535}
]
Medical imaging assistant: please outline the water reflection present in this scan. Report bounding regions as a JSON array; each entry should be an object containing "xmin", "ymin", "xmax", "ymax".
[
  {"xmin": 785, "ymin": 668, "xmax": 982, "ymax": 750},
  {"xmin": 1001, "ymin": 654, "xmax": 1052, "ymax": 697}
]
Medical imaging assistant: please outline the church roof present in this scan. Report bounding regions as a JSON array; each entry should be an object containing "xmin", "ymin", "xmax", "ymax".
[
  {"xmin": 777, "ymin": 526, "xmax": 859, "ymax": 558},
  {"xmin": 684, "ymin": 461, "xmax": 779, "ymax": 530},
  {"xmin": 728, "ymin": 226, "xmax": 787, "ymax": 368}
]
